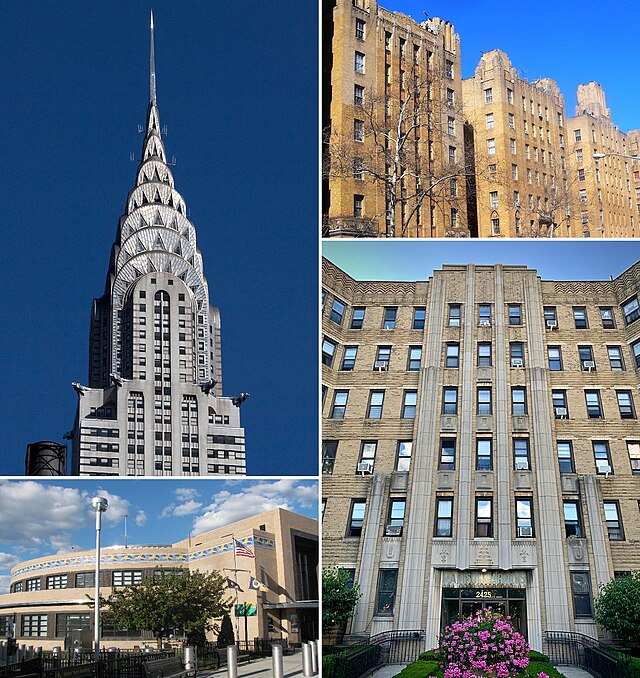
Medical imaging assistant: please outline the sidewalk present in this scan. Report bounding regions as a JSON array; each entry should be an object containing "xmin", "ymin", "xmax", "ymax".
[
  {"xmin": 197, "ymin": 649, "xmax": 309, "ymax": 678},
  {"xmin": 370, "ymin": 664, "xmax": 406, "ymax": 678},
  {"xmin": 369, "ymin": 663, "xmax": 595, "ymax": 678}
]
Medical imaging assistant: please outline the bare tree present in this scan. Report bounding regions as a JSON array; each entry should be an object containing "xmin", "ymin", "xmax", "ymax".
[{"xmin": 325, "ymin": 71, "xmax": 478, "ymax": 237}]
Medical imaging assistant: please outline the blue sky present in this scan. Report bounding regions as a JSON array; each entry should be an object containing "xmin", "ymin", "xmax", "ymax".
[
  {"xmin": 0, "ymin": 2, "xmax": 317, "ymax": 476},
  {"xmin": 324, "ymin": 241, "xmax": 640, "ymax": 282},
  {"xmin": 382, "ymin": 0, "xmax": 640, "ymax": 132},
  {"xmin": 0, "ymin": 478, "xmax": 318, "ymax": 592}
]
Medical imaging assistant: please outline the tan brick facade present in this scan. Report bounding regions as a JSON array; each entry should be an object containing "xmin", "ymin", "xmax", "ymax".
[{"xmin": 322, "ymin": 256, "xmax": 640, "ymax": 650}]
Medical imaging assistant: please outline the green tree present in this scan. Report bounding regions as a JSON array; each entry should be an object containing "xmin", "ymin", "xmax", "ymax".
[
  {"xmin": 322, "ymin": 567, "xmax": 360, "ymax": 629},
  {"xmin": 217, "ymin": 613, "xmax": 235, "ymax": 648},
  {"xmin": 106, "ymin": 569, "xmax": 231, "ymax": 648},
  {"xmin": 594, "ymin": 572, "xmax": 640, "ymax": 646}
]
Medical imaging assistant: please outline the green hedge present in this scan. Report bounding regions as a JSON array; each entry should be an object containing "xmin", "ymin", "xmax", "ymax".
[
  {"xmin": 393, "ymin": 659, "xmax": 443, "ymax": 678},
  {"xmin": 524, "ymin": 661, "xmax": 567, "ymax": 677},
  {"xmin": 528, "ymin": 650, "xmax": 550, "ymax": 662},
  {"xmin": 394, "ymin": 654, "xmax": 566, "ymax": 678},
  {"xmin": 620, "ymin": 653, "xmax": 640, "ymax": 678}
]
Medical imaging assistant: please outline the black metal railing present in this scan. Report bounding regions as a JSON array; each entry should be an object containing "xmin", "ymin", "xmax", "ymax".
[
  {"xmin": 323, "ymin": 645, "xmax": 382, "ymax": 678},
  {"xmin": 369, "ymin": 630, "xmax": 426, "ymax": 665},
  {"xmin": 543, "ymin": 631, "xmax": 623, "ymax": 678}
]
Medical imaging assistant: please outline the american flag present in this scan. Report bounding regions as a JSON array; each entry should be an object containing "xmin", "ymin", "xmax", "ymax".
[{"xmin": 234, "ymin": 539, "xmax": 255, "ymax": 558}]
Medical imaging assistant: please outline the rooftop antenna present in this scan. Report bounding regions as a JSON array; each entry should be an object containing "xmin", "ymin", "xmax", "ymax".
[
  {"xmin": 150, "ymin": 10, "xmax": 157, "ymax": 103},
  {"xmin": 124, "ymin": 514, "xmax": 128, "ymax": 549}
]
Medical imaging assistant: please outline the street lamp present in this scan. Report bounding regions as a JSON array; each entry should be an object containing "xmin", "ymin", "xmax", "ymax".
[
  {"xmin": 90, "ymin": 496, "xmax": 108, "ymax": 664},
  {"xmin": 593, "ymin": 152, "xmax": 638, "ymax": 160}
]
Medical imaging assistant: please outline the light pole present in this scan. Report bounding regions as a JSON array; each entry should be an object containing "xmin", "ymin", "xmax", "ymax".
[
  {"xmin": 91, "ymin": 496, "xmax": 108, "ymax": 665},
  {"xmin": 593, "ymin": 152, "xmax": 638, "ymax": 161}
]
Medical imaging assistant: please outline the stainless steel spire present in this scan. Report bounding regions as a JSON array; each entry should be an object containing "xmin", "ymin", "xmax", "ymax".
[{"xmin": 150, "ymin": 10, "xmax": 156, "ymax": 103}]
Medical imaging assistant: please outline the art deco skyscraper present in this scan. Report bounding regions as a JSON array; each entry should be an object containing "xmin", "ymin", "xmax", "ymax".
[{"xmin": 70, "ymin": 16, "xmax": 246, "ymax": 476}]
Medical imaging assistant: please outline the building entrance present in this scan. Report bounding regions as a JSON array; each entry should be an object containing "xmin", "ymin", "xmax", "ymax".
[{"xmin": 441, "ymin": 588, "xmax": 527, "ymax": 639}]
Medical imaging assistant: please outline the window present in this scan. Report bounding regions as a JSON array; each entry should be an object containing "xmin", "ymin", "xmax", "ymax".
[
  {"xmin": 477, "ymin": 387, "xmax": 492, "ymax": 415},
  {"xmin": 358, "ymin": 441, "xmax": 377, "ymax": 471},
  {"xmin": 486, "ymin": 113, "xmax": 494, "ymax": 129},
  {"xmin": 449, "ymin": 178, "xmax": 457, "ymax": 197},
  {"xmin": 354, "ymin": 194, "xmax": 364, "ymax": 218},
  {"xmin": 487, "ymin": 138, "xmax": 496, "ymax": 155},
  {"xmin": 443, "ymin": 388, "xmax": 458, "ymax": 415},
  {"xmin": 447, "ymin": 89, "xmax": 455, "ymax": 106},
  {"xmin": 608, "ymin": 346, "xmax": 624, "ymax": 370},
  {"xmin": 446, "ymin": 343, "xmax": 460, "ymax": 368},
  {"xmin": 507, "ymin": 88, "xmax": 513, "ymax": 104},
  {"xmin": 451, "ymin": 208, "xmax": 458, "ymax": 229},
  {"xmin": 351, "ymin": 307, "xmax": 365, "ymax": 329},
  {"xmin": 354, "ymin": 119, "xmax": 364, "ymax": 142},
  {"xmin": 330, "ymin": 391, "xmax": 348, "ymax": 419},
  {"xmin": 633, "ymin": 340, "xmax": 640, "ymax": 368},
  {"xmin": 56, "ymin": 613, "xmax": 91, "ymax": 639},
  {"xmin": 448, "ymin": 116, "xmax": 455, "ymax": 135},
  {"xmin": 508, "ymin": 304, "xmax": 522, "ymax": 325},
  {"xmin": 600, "ymin": 307, "xmax": 615, "ymax": 328},
  {"xmin": 515, "ymin": 498, "xmax": 534, "ymax": 537},
  {"xmin": 113, "ymin": 571, "xmax": 143, "ymax": 586},
  {"xmin": 525, "ymin": 144, "xmax": 530, "ymax": 160},
  {"xmin": 603, "ymin": 501, "xmax": 624, "ymax": 540},
  {"xmin": 396, "ymin": 441, "xmax": 412, "ymax": 471},
  {"xmin": 353, "ymin": 84, "xmax": 364, "ymax": 107},
  {"xmin": 514, "ymin": 438, "xmax": 530, "ymax": 470},
  {"xmin": 387, "ymin": 500, "xmax": 406, "ymax": 534},
  {"xmin": 475, "ymin": 498, "xmax": 493, "ymax": 537},
  {"xmin": 484, "ymin": 88, "xmax": 493, "ymax": 104},
  {"xmin": 478, "ymin": 342, "xmax": 492, "ymax": 367},
  {"xmin": 322, "ymin": 338, "xmax": 336, "ymax": 367},
  {"xmin": 585, "ymin": 391, "xmax": 603, "ymax": 419},
  {"xmin": 348, "ymin": 501, "xmax": 366, "ymax": 537},
  {"xmin": 439, "ymin": 438, "xmax": 456, "ymax": 470},
  {"xmin": 0, "ymin": 616, "xmax": 14, "ymax": 637},
  {"xmin": 448, "ymin": 146, "xmax": 456, "ymax": 164},
  {"xmin": 623, "ymin": 297, "xmax": 640, "ymax": 325},
  {"xmin": 510, "ymin": 138, "xmax": 516, "ymax": 154},
  {"xmin": 383, "ymin": 307, "xmax": 397, "ymax": 329},
  {"xmin": 322, "ymin": 440, "xmax": 338, "ymax": 474},
  {"xmin": 341, "ymin": 346, "xmax": 358, "ymax": 371},
  {"xmin": 573, "ymin": 307, "xmax": 588, "ymax": 328},
  {"xmin": 479, "ymin": 305, "xmax": 491, "ymax": 325},
  {"xmin": 330, "ymin": 299, "xmax": 345, "ymax": 325},
  {"xmin": 627, "ymin": 441, "xmax": 640, "ymax": 474},
  {"xmin": 476, "ymin": 439, "xmax": 492, "ymax": 471},
  {"xmin": 593, "ymin": 441, "xmax": 612, "ymax": 474},
  {"xmin": 563, "ymin": 501, "xmax": 583, "ymax": 537},
  {"xmin": 491, "ymin": 217, "xmax": 500, "ymax": 236},
  {"xmin": 367, "ymin": 391, "xmax": 385, "ymax": 419},
  {"xmin": 547, "ymin": 346, "xmax": 562, "ymax": 371},
  {"xmin": 26, "ymin": 578, "xmax": 41, "ymax": 591},
  {"xmin": 375, "ymin": 569, "xmax": 398, "ymax": 615},
  {"xmin": 579, "ymin": 346, "xmax": 595, "ymax": 371},
  {"xmin": 489, "ymin": 191, "xmax": 498, "ymax": 209},
  {"xmin": 579, "ymin": 188, "xmax": 587, "ymax": 203},
  {"xmin": 408, "ymin": 346, "xmax": 422, "ymax": 371},
  {"xmin": 445, "ymin": 59, "xmax": 453, "ymax": 78},
  {"xmin": 435, "ymin": 497, "xmax": 453, "ymax": 537},
  {"xmin": 512, "ymin": 387, "xmax": 527, "ymax": 415},
  {"xmin": 355, "ymin": 18, "xmax": 365, "ymax": 39},
  {"xmin": 574, "ymin": 129, "xmax": 582, "ymax": 142},
  {"xmin": 509, "ymin": 113, "xmax": 515, "ymax": 129},
  {"xmin": 46, "ymin": 574, "xmax": 67, "ymax": 590},
  {"xmin": 375, "ymin": 346, "xmax": 391, "ymax": 370},
  {"xmin": 354, "ymin": 51, "xmax": 365, "ymax": 73},
  {"xmin": 76, "ymin": 572, "xmax": 95, "ymax": 588},
  {"xmin": 512, "ymin": 163, "xmax": 518, "ymax": 180},
  {"xmin": 402, "ymin": 391, "xmax": 417, "ymax": 418},
  {"xmin": 447, "ymin": 304, "xmax": 461, "ymax": 326},
  {"xmin": 22, "ymin": 615, "xmax": 47, "ymax": 638},
  {"xmin": 413, "ymin": 308, "xmax": 426, "ymax": 329},
  {"xmin": 576, "ymin": 148, "xmax": 583, "ymax": 162},
  {"xmin": 510, "ymin": 342, "xmax": 524, "ymax": 367},
  {"xmin": 557, "ymin": 441, "xmax": 575, "ymax": 473},
  {"xmin": 570, "ymin": 572, "xmax": 592, "ymax": 617},
  {"xmin": 617, "ymin": 390, "xmax": 635, "ymax": 418}
]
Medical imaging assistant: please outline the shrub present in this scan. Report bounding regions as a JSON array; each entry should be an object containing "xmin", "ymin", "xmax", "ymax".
[
  {"xmin": 436, "ymin": 609, "xmax": 530, "ymax": 678},
  {"xmin": 594, "ymin": 572, "xmax": 640, "ymax": 646},
  {"xmin": 527, "ymin": 651, "xmax": 549, "ymax": 662},
  {"xmin": 393, "ymin": 659, "xmax": 442, "ymax": 678},
  {"xmin": 419, "ymin": 650, "xmax": 437, "ymax": 661}
]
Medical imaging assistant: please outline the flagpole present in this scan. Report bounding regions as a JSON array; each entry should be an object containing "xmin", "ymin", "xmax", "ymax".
[{"xmin": 232, "ymin": 534, "xmax": 240, "ymax": 643}]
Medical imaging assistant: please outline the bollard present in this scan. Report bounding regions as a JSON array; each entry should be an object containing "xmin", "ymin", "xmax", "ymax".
[
  {"xmin": 302, "ymin": 642, "xmax": 313, "ymax": 677},
  {"xmin": 272, "ymin": 643, "xmax": 284, "ymax": 678},
  {"xmin": 184, "ymin": 646, "xmax": 195, "ymax": 671},
  {"xmin": 227, "ymin": 644, "xmax": 238, "ymax": 678},
  {"xmin": 309, "ymin": 640, "xmax": 318, "ymax": 674}
]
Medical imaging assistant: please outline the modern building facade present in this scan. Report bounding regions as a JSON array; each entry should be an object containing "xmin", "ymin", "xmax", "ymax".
[
  {"xmin": 323, "ymin": 0, "xmax": 468, "ymax": 237},
  {"xmin": 322, "ymin": 256, "xmax": 640, "ymax": 650},
  {"xmin": 0, "ymin": 509, "xmax": 318, "ymax": 650},
  {"xmin": 69, "ymin": 19, "xmax": 246, "ymax": 476}
]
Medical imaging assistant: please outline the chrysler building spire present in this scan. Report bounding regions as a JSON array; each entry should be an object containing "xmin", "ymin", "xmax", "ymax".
[{"xmin": 69, "ymin": 16, "xmax": 247, "ymax": 477}]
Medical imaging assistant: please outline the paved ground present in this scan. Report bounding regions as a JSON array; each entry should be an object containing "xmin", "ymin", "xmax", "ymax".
[
  {"xmin": 369, "ymin": 662, "xmax": 596, "ymax": 678},
  {"xmin": 552, "ymin": 666, "xmax": 594, "ymax": 678},
  {"xmin": 196, "ymin": 649, "xmax": 313, "ymax": 678}
]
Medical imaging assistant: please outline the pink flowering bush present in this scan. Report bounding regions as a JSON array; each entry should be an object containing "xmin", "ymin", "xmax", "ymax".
[{"xmin": 436, "ymin": 609, "xmax": 530, "ymax": 678}]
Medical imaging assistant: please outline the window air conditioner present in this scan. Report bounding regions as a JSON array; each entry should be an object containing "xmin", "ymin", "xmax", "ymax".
[
  {"xmin": 479, "ymin": 319, "xmax": 491, "ymax": 326},
  {"xmin": 511, "ymin": 358, "xmax": 524, "ymax": 368},
  {"xmin": 518, "ymin": 526, "xmax": 533, "ymax": 538},
  {"xmin": 357, "ymin": 461, "xmax": 374, "ymax": 474},
  {"xmin": 546, "ymin": 321, "xmax": 558, "ymax": 329},
  {"xmin": 583, "ymin": 361, "xmax": 595, "ymax": 371},
  {"xmin": 385, "ymin": 525, "xmax": 402, "ymax": 536},
  {"xmin": 374, "ymin": 362, "xmax": 388, "ymax": 371},
  {"xmin": 598, "ymin": 464, "xmax": 612, "ymax": 475},
  {"xmin": 514, "ymin": 459, "xmax": 529, "ymax": 471},
  {"xmin": 555, "ymin": 407, "xmax": 568, "ymax": 418}
]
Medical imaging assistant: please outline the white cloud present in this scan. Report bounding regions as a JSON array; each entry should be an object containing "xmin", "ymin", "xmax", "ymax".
[
  {"xmin": 175, "ymin": 488, "xmax": 200, "ymax": 502},
  {"xmin": 93, "ymin": 488, "xmax": 131, "ymax": 525},
  {"xmin": 0, "ymin": 553, "xmax": 21, "ymax": 570},
  {"xmin": 191, "ymin": 480, "xmax": 318, "ymax": 535},
  {"xmin": 0, "ymin": 575, "xmax": 12, "ymax": 594},
  {"xmin": 160, "ymin": 499, "xmax": 202, "ymax": 519},
  {"xmin": 134, "ymin": 510, "xmax": 147, "ymax": 527}
]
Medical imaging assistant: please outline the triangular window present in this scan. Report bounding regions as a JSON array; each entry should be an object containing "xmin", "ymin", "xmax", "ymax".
[{"xmin": 154, "ymin": 210, "xmax": 164, "ymax": 226}]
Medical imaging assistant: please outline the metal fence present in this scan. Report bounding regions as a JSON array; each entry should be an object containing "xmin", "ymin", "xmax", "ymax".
[
  {"xmin": 323, "ymin": 645, "xmax": 382, "ymax": 678},
  {"xmin": 543, "ymin": 631, "xmax": 623, "ymax": 678}
]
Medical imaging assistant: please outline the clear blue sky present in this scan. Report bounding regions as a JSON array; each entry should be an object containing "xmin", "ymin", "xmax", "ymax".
[
  {"xmin": 0, "ymin": 479, "xmax": 318, "ymax": 592},
  {"xmin": 324, "ymin": 241, "xmax": 640, "ymax": 282},
  {"xmin": 0, "ymin": 2, "xmax": 317, "ymax": 475},
  {"xmin": 383, "ymin": 0, "xmax": 640, "ymax": 133}
]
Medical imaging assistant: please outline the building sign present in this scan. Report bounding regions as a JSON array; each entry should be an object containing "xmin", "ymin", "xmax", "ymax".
[
  {"xmin": 235, "ymin": 603, "xmax": 257, "ymax": 617},
  {"xmin": 441, "ymin": 570, "xmax": 527, "ymax": 589}
]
